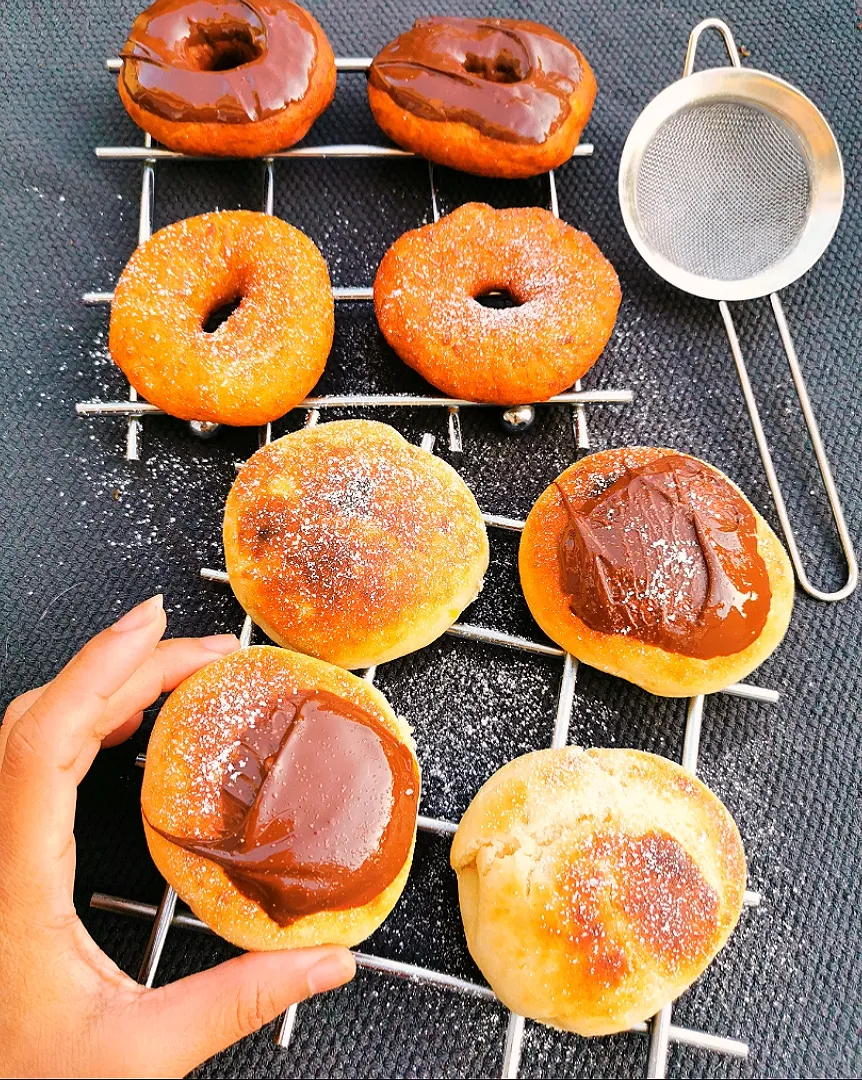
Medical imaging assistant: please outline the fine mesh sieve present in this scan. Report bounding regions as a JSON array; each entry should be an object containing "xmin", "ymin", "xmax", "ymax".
[
  {"xmin": 634, "ymin": 101, "xmax": 811, "ymax": 282},
  {"xmin": 618, "ymin": 18, "xmax": 856, "ymax": 602}
]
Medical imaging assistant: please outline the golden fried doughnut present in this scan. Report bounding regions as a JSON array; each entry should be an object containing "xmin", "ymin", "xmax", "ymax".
[
  {"xmin": 223, "ymin": 419, "xmax": 489, "ymax": 668},
  {"xmin": 368, "ymin": 17, "xmax": 596, "ymax": 178},
  {"xmin": 373, "ymin": 203, "xmax": 621, "ymax": 405},
  {"xmin": 451, "ymin": 747, "xmax": 747, "ymax": 1035},
  {"xmin": 109, "ymin": 210, "xmax": 334, "ymax": 426},
  {"xmin": 118, "ymin": 0, "xmax": 336, "ymax": 157},
  {"xmin": 519, "ymin": 447, "xmax": 794, "ymax": 696},
  {"xmin": 142, "ymin": 646, "xmax": 420, "ymax": 951}
]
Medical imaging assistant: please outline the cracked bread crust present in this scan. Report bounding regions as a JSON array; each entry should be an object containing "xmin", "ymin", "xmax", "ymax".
[{"xmin": 450, "ymin": 747, "xmax": 746, "ymax": 1035}]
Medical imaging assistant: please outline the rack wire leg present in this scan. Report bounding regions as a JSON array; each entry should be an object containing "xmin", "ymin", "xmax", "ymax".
[
  {"xmin": 646, "ymin": 694, "xmax": 705, "ymax": 1078},
  {"xmin": 137, "ymin": 883, "xmax": 177, "ymax": 987},
  {"xmin": 501, "ymin": 1012, "xmax": 526, "ymax": 1078},
  {"xmin": 124, "ymin": 133, "xmax": 155, "ymax": 460},
  {"xmin": 647, "ymin": 1004, "xmax": 673, "ymax": 1079}
]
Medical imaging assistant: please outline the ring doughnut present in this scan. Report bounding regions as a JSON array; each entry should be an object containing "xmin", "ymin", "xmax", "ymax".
[
  {"xmin": 118, "ymin": 0, "xmax": 336, "ymax": 157},
  {"xmin": 368, "ymin": 17, "xmax": 596, "ymax": 178},
  {"xmin": 519, "ymin": 447, "xmax": 794, "ymax": 696},
  {"xmin": 374, "ymin": 202, "xmax": 621, "ymax": 405},
  {"xmin": 109, "ymin": 210, "xmax": 334, "ymax": 426},
  {"xmin": 223, "ymin": 419, "xmax": 490, "ymax": 669},
  {"xmin": 142, "ymin": 646, "xmax": 420, "ymax": 950}
]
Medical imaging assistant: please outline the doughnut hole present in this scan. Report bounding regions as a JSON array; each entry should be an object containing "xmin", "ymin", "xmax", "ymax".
[
  {"xmin": 203, "ymin": 295, "xmax": 244, "ymax": 333},
  {"xmin": 185, "ymin": 23, "xmax": 262, "ymax": 72},
  {"xmin": 463, "ymin": 49, "xmax": 524, "ymax": 83},
  {"xmin": 474, "ymin": 289, "xmax": 522, "ymax": 310}
]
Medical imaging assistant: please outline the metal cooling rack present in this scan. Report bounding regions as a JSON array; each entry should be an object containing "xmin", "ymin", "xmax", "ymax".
[
  {"xmin": 81, "ymin": 57, "xmax": 778, "ymax": 1080},
  {"xmin": 77, "ymin": 56, "xmax": 630, "ymax": 458}
]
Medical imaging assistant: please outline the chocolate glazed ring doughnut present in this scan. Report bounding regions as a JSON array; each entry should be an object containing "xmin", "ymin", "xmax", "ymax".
[
  {"xmin": 142, "ymin": 646, "xmax": 420, "ymax": 950},
  {"xmin": 368, "ymin": 17, "xmax": 597, "ymax": 178},
  {"xmin": 519, "ymin": 447, "xmax": 794, "ymax": 697},
  {"xmin": 118, "ymin": 0, "xmax": 336, "ymax": 156},
  {"xmin": 374, "ymin": 203, "xmax": 621, "ymax": 405}
]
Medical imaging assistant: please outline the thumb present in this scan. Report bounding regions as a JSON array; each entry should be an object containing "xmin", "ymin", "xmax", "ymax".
[{"xmin": 134, "ymin": 946, "xmax": 356, "ymax": 1076}]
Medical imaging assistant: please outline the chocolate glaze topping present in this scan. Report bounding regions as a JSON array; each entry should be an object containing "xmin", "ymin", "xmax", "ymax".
[
  {"xmin": 369, "ymin": 17, "xmax": 586, "ymax": 144},
  {"xmin": 557, "ymin": 454, "xmax": 771, "ymax": 659},
  {"xmin": 120, "ymin": 0, "xmax": 318, "ymax": 124},
  {"xmin": 146, "ymin": 689, "xmax": 419, "ymax": 923}
]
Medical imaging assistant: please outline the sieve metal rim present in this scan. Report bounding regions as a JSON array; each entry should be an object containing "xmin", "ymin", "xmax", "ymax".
[{"xmin": 618, "ymin": 66, "xmax": 844, "ymax": 302}]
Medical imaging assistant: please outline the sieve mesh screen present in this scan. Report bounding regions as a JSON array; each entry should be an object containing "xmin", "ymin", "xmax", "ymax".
[{"xmin": 634, "ymin": 101, "xmax": 811, "ymax": 281}]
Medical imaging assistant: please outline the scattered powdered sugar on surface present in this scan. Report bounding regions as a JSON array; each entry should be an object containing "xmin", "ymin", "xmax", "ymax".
[{"xmin": 375, "ymin": 639, "xmax": 565, "ymax": 822}]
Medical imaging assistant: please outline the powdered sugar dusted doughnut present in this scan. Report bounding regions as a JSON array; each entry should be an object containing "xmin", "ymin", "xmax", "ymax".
[
  {"xmin": 223, "ymin": 419, "xmax": 490, "ymax": 668},
  {"xmin": 109, "ymin": 210, "xmax": 334, "ymax": 426},
  {"xmin": 373, "ymin": 203, "xmax": 621, "ymax": 405}
]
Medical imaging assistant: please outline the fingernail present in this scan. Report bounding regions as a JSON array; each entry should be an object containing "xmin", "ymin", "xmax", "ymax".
[
  {"xmin": 200, "ymin": 633, "xmax": 241, "ymax": 654},
  {"xmin": 111, "ymin": 594, "xmax": 164, "ymax": 633},
  {"xmin": 306, "ymin": 951, "xmax": 356, "ymax": 996}
]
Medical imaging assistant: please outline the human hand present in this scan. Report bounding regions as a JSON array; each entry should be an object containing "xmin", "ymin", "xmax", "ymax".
[{"xmin": 0, "ymin": 595, "xmax": 356, "ymax": 1079}]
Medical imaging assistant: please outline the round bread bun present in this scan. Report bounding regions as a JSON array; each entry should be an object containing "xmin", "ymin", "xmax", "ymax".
[
  {"xmin": 373, "ymin": 203, "xmax": 621, "ymax": 405},
  {"xmin": 224, "ymin": 419, "xmax": 489, "ymax": 668},
  {"xmin": 109, "ymin": 210, "xmax": 334, "ymax": 426},
  {"xmin": 451, "ymin": 747, "xmax": 747, "ymax": 1035},
  {"xmin": 519, "ymin": 447, "xmax": 794, "ymax": 697},
  {"xmin": 141, "ymin": 645, "xmax": 419, "ymax": 951}
]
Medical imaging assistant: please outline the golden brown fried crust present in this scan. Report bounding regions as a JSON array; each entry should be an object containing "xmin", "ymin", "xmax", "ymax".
[
  {"xmin": 117, "ymin": 10, "xmax": 336, "ymax": 156},
  {"xmin": 109, "ymin": 210, "xmax": 334, "ymax": 426},
  {"xmin": 374, "ymin": 203, "xmax": 621, "ymax": 405},
  {"xmin": 451, "ymin": 747, "xmax": 747, "ymax": 1035},
  {"xmin": 366, "ymin": 54, "xmax": 596, "ymax": 178},
  {"xmin": 223, "ymin": 419, "xmax": 490, "ymax": 668},
  {"xmin": 518, "ymin": 447, "xmax": 794, "ymax": 696},
  {"xmin": 141, "ymin": 646, "xmax": 419, "ymax": 951}
]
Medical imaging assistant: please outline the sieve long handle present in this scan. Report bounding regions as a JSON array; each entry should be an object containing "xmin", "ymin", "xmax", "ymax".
[
  {"xmin": 683, "ymin": 18, "xmax": 742, "ymax": 77},
  {"xmin": 719, "ymin": 300, "xmax": 858, "ymax": 602}
]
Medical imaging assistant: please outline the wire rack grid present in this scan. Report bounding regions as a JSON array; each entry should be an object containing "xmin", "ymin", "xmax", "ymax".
[
  {"xmin": 78, "ymin": 57, "xmax": 631, "ymax": 458},
  {"xmin": 82, "ymin": 57, "xmax": 778, "ymax": 1080}
]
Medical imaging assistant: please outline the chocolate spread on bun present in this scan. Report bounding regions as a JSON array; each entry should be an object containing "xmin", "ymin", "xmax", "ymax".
[
  {"xmin": 146, "ymin": 689, "xmax": 419, "ymax": 924},
  {"xmin": 556, "ymin": 454, "xmax": 772, "ymax": 659},
  {"xmin": 369, "ymin": 17, "xmax": 589, "ymax": 145}
]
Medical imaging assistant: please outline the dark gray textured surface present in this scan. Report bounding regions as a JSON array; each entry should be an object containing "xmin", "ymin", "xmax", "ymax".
[{"xmin": 1, "ymin": 2, "xmax": 860, "ymax": 1078}]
